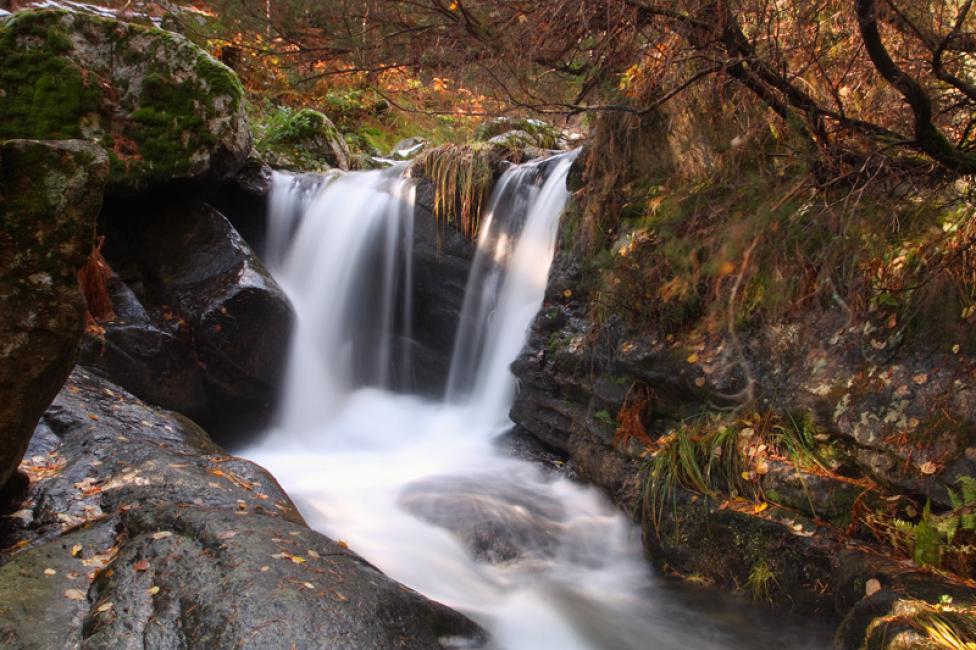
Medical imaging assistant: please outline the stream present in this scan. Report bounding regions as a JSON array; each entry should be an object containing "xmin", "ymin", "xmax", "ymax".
[{"xmin": 241, "ymin": 155, "xmax": 834, "ymax": 649}]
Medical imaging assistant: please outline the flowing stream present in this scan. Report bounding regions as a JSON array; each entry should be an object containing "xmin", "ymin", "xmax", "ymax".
[{"xmin": 242, "ymin": 155, "xmax": 832, "ymax": 649}]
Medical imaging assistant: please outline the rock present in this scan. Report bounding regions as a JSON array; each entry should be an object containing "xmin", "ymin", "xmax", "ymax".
[
  {"xmin": 487, "ymin": 130, "xmax": 548, "ymax": 159},
  {"xmin": 78, "ymin": 268, "xmax": 210, "ymax": 420},
  {"xmin": 119, "ymin": 199, "xmax": 294, "ymax": 433},
  {"xmin": 0, "ymin": 139, "xmax": 108, "ymax": 491},
  {"xmin": 0, "ymin": 370, "xmax": 486, "ymax": 649},
  {"xmin": 400, "ymin": 474, "xmax": 565, "ymax": 563},
  {"xmin": 390, "ymin": 137, "xmax": 428, "ymax": 160},
  {"xmin": 0, "ymin": 9, "xmax": 250, "ymax": 190},
  {"xmin": 256, "ymin": 107, "xmax": 350, "ymax": 172},
  {"xmin": 475, "ymin": 117, "xmax": 559, "ymax": 149},
  {"xmin": 410, "ymin": 180, "xmax": 477, "ymax": 394}
]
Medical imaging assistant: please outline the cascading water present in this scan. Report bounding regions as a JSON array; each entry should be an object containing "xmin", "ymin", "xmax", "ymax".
[{"xmin": 243, "ymin": 155, "xmax": 831, "ymax": 649}]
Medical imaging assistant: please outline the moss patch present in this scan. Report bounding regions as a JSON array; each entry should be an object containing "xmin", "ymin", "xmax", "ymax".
[{"xmin": 0, "ymin": 10, "xmax": 247, "ymax": 189}]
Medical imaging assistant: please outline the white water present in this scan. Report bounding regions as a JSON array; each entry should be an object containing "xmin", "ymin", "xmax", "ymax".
[{"xmin": 243, "ymin": 157, "xmax": 829, "ymax": 649}]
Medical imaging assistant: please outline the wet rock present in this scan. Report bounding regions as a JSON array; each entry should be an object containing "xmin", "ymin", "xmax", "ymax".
[
  {"xmin": 0, "ymin": 139, "xmax": 108, "ymax": 491},
  {"xmin": 400, "ymin": 475, "xmax": 565, "ymax": 563},
  {"xmin": 78, "ymin": 269, "xmax": 210, "ymax": 420},
  {"xmin": 0, "ymin": 370, "xmax": 487, "ymax": 649},
  {"xmin": 0, "ymin": 9, "xmax": 250, "ymax": 191},
  {"xmin": 832, "ymin": 550, "xmax": 976, "ymax": 649},
  {"xmin": 122, "ymin": 199, "xmax": 294, "ymax": 433},
  {"xmin": 410, "ymin": 180, "xmax": 477, "ymax": 394},
  {"xmin": 643, "ymin": 487, "xmax": 836, "ymax": 615}
]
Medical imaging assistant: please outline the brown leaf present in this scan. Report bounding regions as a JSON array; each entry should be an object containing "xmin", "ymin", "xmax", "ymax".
[{"xmin": 133, "ymin": 560, "xmax": 150, "ymax": 572}]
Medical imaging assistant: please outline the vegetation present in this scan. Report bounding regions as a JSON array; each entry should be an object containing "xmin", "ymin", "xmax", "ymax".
[{"xmin": 412, "ymin": 143, "xmax": 502, "ymax": 240}]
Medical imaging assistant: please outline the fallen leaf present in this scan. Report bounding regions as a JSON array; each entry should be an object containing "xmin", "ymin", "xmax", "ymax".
[
  {"xmin": 71, "ymin": 544, "xmax": 83, "ymax": 557},
  {"xmin": 912, "ymin": 373, "xmax": 928, "ymax": 385},
  {"xmin": 753, "ymin": 502, "xmax": 769, "ymax": 514},
  {"xmin": 686, "ymin": 353, "xmax": 699, "ymax": 364},
  {"xmin": 96, "ymin": 602, "xmax": 113, "ymax": 613},
  {"xmin": 217, "ymin": 531, "xmax": 237, "ymax": 541},
  {"xmin": 260, "ymin": 566, "xmax": 270, "ymax": 572},
  {"xmin": 290, "ymin": 556, "xmax": 306, "ymax": 565},
  {"xmin": 303, "ymin": 582, "xmax": 315, "ymax": 589},
  {"xmin": 133, "ymin": 560, "xmax": 150, "ymax": 572},
  {"xmin": 920, "ymin": 461, "xmax": 938, "ymax": 475},
  {"xmin": 865, "ymin": 578, "xmax": 882, "ymax": 596},
  {"xmin": 694, "ymin": 377, "xmax": 706, "ymax": 388},
  {"xmin": 44, "ymin": 568, "xmax": 56, "ymax": 576},
  {"xmin": 337, "ymin": 540, "xmax": 349, "ymax": 550},
  {"xmin": 307, "ymin": 550, "xmax": 320, "ymax": 559},
  {"xmin": 8, "ymin": 509, "xmax": 32, "ymax": 522},
  {"xmin": 148, "ymin": 585, "xmax": 160, "ymax": 596},
  {"xmin": 151, "ymin": 531, "xmax": 173, "ymax": 540},
  {"xmin": 64, "ymin": 589, "xmax": 86, "ymax": 601}
]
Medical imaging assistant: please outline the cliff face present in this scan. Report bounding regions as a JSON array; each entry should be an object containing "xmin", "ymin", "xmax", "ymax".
[{"xmin": 510, "ymin": 153, "xmax": 976, "ymax": 645}]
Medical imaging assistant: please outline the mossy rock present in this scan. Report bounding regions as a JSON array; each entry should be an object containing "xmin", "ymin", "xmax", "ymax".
[
  {"xmin": 254, "ymin": 106, "xmax": 350, "ymax": 171},
  {"xmin": 0, "ymin": 9, "xmax": 250, "ymax": 191},
  {"xmin": 475, "ymin": 117, "xmax": 559, "ymax": 149},
  {"xmin": 0, "ymin": 138, "xmax": 109, "ymax": 490}
]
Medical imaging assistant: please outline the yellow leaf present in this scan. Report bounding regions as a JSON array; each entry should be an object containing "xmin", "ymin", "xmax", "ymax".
[
  {"xmin": 865, "ymin": 578, "xmax": 881, "ymax": 596},
  {"xmin": 449, "ymin": 2, "xmax": 458, "ymax": 9},
  {"xmin": 686, "ymin": 353, "xmax": 699, "ymax": 364},
  {"xmin": 71, "ymin": 544, "xmax": 82, "ymax": 557},
  {"xmin": 290, "ymin": 555, "xmax": 306, "ymax": 565},
  {"xmin": 96, "ymin": 602, "xmax": 113, "ymax": 613},
  {"xmin": 148, "ymin": 586, "xmax": 160, "ymax": 596},
  {"xmin": 64, "ymin": 589, "xmax": 86, "ymax": 601},
  {"xmin": 753, "ymin": 502, "xmax": 768, "ymax": 514}
]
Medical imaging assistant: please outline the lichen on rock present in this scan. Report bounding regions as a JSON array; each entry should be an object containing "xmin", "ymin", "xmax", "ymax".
[
  {"xmin": 0, "ymin": 9, "xmax": 250, "ymax": 190},
  {"xmin": 0, "ymin": 138, "xmax": 109, "ymax": 490}
]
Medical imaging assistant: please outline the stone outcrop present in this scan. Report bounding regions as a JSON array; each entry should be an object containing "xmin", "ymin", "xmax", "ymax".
[
  {"xmin": 0, "ymin": 9, "xmax": 250, "ymax": 190},
  {"xmin": 0, "ymin": 369, "xmax": 486, "ymax": 649},
  {"xmin": 0, "ymin": 139, "xmax": 108, "ymax": 490}
]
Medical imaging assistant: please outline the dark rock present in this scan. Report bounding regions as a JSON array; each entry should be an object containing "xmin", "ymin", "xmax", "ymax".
[
  {"xmin": 0, "ymin": 139, "xmax": 108, "ymax": 490},
  {"xmin": 0, "ymin": 9, "xmax": 250, "ymax": 191},
  {"xmin": 0, "ymin": 370, "xmax": 486, "ymax": 649},
  {"xmin": 400, "ymin": 475, "xmax": 565, "ymax": 563},
  {"xmin": 643, "ymin": 487, "xmax": 837, "ymax": 616},
  {"xmin": 410, "ymin": 180, "xmax": 477, "ymax": 394},
  {"xmin": 78, "ymin": 269, "xmax": 210, "ymax": 420},
  {"xmin": 122, "ymin": 199, "xmax": 294, "ymax": 436}
]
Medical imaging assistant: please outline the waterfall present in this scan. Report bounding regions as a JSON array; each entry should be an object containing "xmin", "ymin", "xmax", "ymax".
[{"xmin": 243, "ymin": 154, "xmax": 829, "ymax": 650}]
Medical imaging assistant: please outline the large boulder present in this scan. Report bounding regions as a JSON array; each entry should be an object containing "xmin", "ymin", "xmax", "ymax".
[
  {"xmin": 119, "ymin": 199, "xmax": 294, "ymax": 432},
  {"xmin": 0, "ymin": 139, "xmax": 108, "ymax": 490},
  {"xmin": 0, "ymin": 9, "xmax": 250, "ymax": 190},
  {"xmin": 0, "ymin": 369, "xmax": 486, "ymax": 649}
]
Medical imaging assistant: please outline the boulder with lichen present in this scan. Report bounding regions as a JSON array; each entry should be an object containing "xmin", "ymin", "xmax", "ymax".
[
  {"xmin": 0, "ymin": 9, "xmax": 250, "ymax": 190},
  {"xmin": 0, "ymin": 138, "xmax": 108, "ymax": 491}
]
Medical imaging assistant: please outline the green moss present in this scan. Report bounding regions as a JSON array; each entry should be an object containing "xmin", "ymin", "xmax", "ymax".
[
  {"xmin": 594, "ymin": 409, "xmax": 616, "ymax": 427},
  {"xmin": 0, "ymin": 14, "xmax": 103, "ymax": 140},
  {"xmin": 0, "ymin": 10, "xmax": 246, "ymax": 187}
]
